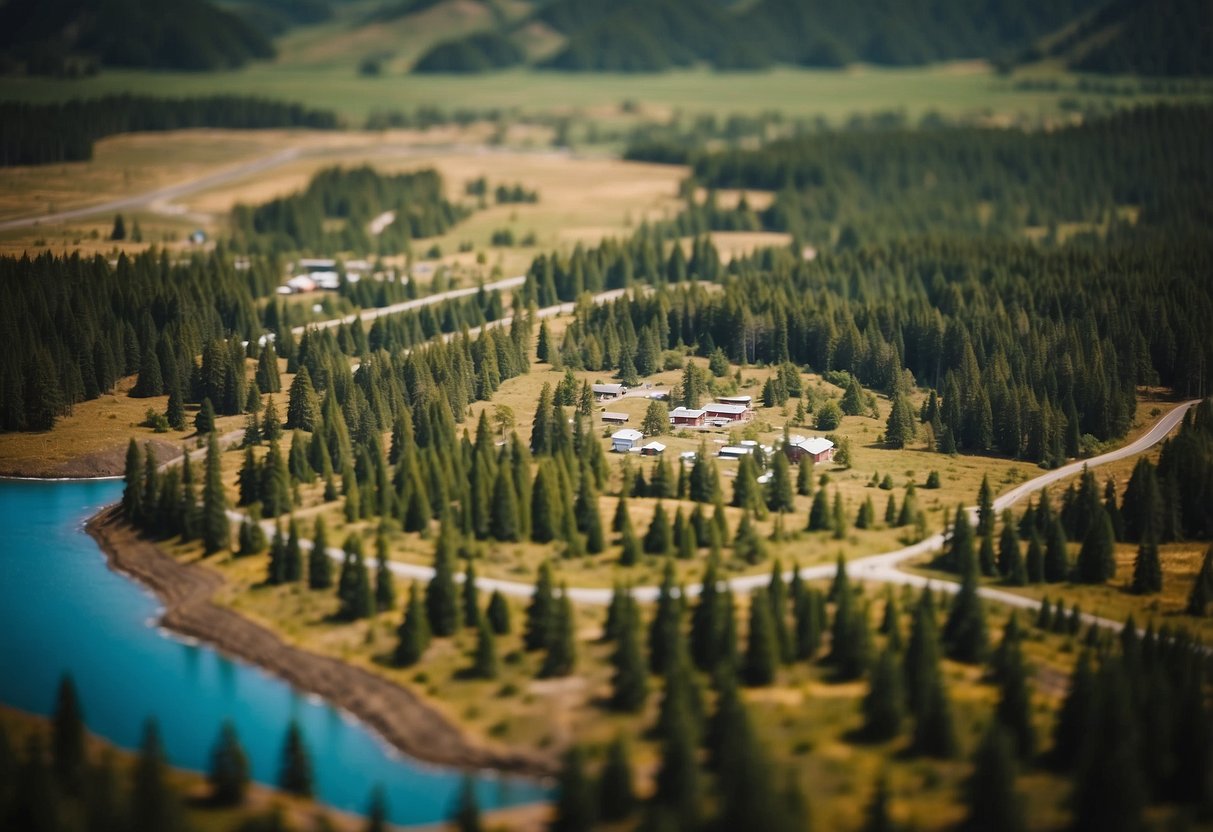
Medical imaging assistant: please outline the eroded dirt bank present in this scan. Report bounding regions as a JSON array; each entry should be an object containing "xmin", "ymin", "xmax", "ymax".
[{"xmin": 86, "ymin": 505, "xmax": 556, "ymax": 781}]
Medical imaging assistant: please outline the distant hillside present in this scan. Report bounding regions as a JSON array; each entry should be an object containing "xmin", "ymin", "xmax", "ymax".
[
  {"xmin": 1033, "ymin": 0, "xmax": 1212, "ymax": 77},
  {"xmin": 534, "ymin": 0, "xmax": 1107, "ymax": 72},
  {"xmin": 412, "ymin": 31, "xmax": 524, "ymax": 73},
  {"xmin": 0, "ymin": 0, "xmax": 275, "ymax": 73}
]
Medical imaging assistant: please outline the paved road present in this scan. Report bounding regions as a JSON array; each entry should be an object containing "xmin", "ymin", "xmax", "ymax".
[
  {"xmin": 232, "ymin": 397, "xmax": 1197, "ymax": 613},
  {"xmin": 0, "ymin": 147, "xmax": 307, "ymax": 233},
  {"xmin": 293, "ymin": 275, "xmax": 527, "ymax": 335}
]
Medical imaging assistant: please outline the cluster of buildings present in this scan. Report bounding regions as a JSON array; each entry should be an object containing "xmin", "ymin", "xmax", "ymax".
[{"xmin": 277, "ymin": 258, "xmax": 388, "ymax": 295}]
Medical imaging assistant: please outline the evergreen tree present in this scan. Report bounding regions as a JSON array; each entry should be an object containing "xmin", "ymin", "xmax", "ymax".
[
  {"xmin": 862, "ymin": 646, "xmax": 905, "ymax": 741},
  {"xmin": 490, "ymin": 466, "xmax": 519, "ymax": 541},
  {"xmin": 690, "ymin": 552, "xmax": 723, "ymax": 671},
  {"xmin": 743, "ymin": 587, "xmax": 779, "ymax": 686},
  {"xmin": 51, "ymin": 674, "xmax": 85, "ymax": 791},
  {"xmin": 998, "ymin": 514, "xmax": 1026, "ymax": 584},
  {"xmin": 1052, "ymin": 652, "xmax": 1093, "ymax": 770},
  {"xmin": 195, "ymin": 397, "xmax": 216, "ymax": 435},
  {"xmin": 943, "ymin": 560, "xmax": 988, "ymax": 664},
  {"xmin": 130, "ymin": 719, "xmax": 181, "ymax": 832},
  {"xmin": 793, "ymin": 584, "xmax": 822, "ymax": 661},
  {"xmin": 539, "ymin": 588, "xmax": 576, "ymax": 678},
  {"xmin": 462, "ymin": 559, "xmax": 480, "ymax": 629},
  {"xmin": 267, "ymin": 522, "xmax": 287, "ymax": 585},
  {"xmin": 652, "ymin": 707, "xmax": 702, "ymax": 827},
  {"xmin": 1187, "ymin": 545, "xmax": 1213, "ymax": 615},
  {"xmin": 123, "ymin": 438, "xmax": 143, "ymax": 520},
  {"xmin": 1025, "ymin": 530, "xmax": 1045, "ymax": 583},
  {"xmin": 1044, "ymin": 517, "xmax": 1069, "ymax": 582},
  {"xmin": 308, "ymin": 516, "xmax": 332, "ymax": 590},
  {"xmin": 1071, "ymin": 662, "xmax": 1146, "ymax": 832},
  {"xmin": 375, "ymin": 532, "xmax": 395, "ymax": 611},
  {"xmin": 644, "ymin": 502, "xmax": 672, "ymax": 555},
  {"xmin": 396, "ymin": 582, "xmax": 431, "ymax": 666},
  {"xmin": 551, "ymin": 746, "xmax": 596, "ymax": 832},
  {"xmin": 766, "ymin": 452, "xmax": 795, "ymax": 513},
  {"xmin": 886, "ymin": 393, "xmax": 916, "ymax": 448},
  {"xmin": 471, "ymin": 618, "xmax": 498, "ymax": 679},
  {"xmin": 598, "ymin": 735, "xmax": 636, "ymax": 822},
  {"xmin": 201, "ymin": 432, "xmax": 229, "ymax": 554},
  {"xmin": 648, "ymin": 561, "xmax": 680, "ymax": 675},
  {"xmin": 1130, "ymin": 533, "xmax": 1162, "ymax": 594},
  {"xmin": 426, "ymin": 524, "xmax": 459, "ymax": 636},
  {"xmin": 619, "ymin": 513, "xmax": 641, "ymax": 566},
  {"xmin": 862, "ymin": 775, "xmax": 896, "ymax": 832},
  {"xmin": 451, "ymin": 775, "xmax": 482, "ymax": 832},
  {"xmin": 208, "ymin": 720, "xmax": 250, "ymax": 806},
  {"xmin": 963, "ymin": 724, "xmax": 1026, "ymax": 832},
  {"xmin": 797, "ymin": 457, "xmax": 815, "ymax": 497},
  {"xmin": 944, "ymin": 504, "xmax": 974, "ymax": 573},
  {"xmin": 285, "ymin": 366, "xmax": 320, "ymax": 431},
  {"xmin": 610, "ymin": 594, "xmax": 648, "ymax": 712},
  {"xmin": 487, "ymin": 589, "xmax": 511, "ymax": 634},
  {"xmin": 337, "ymin": 533, "xmax": 374, "ymax": 620},
  {"xmin": 364, "ymin": 785, "xmax": 388, "ymax": 832},
  {"xmin": 1076, "ymin": 508, "xmax": 1116, "ymax": 584},
  {"xmin": 525, "ymin": 560, "xmax": 555, "ymax": 651},
  {"xmin": 166, "ymin": 385, "xmax": 186, "ymax": 430},
  {"xmin": 278, "ymin": 720, "xmax": 313, "ymax": 798},
  {"xmin": 993, "ymin": 617, "xmax": 1035, "ymax": 760}
]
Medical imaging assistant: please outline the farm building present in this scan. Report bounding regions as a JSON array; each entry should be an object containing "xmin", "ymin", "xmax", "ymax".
[
  {"xmin": 601, "ymin": 411, "xmax": 629, "ymax": 425},
  {"xmin": 704, "ymin": 402, "xmax": 752, "ymax": 424},
  {"xmin": 715, "ymin": 395, "xmax": 753, "ymax": 407},
  {"xmin": 668, "ymin": 407, "xmax": 707, "ymax": 427},
  {"xmin": 718, "ymin": 445, "xmax": 754, "ymax": 459},
  {"xmin": 785, "ymin": 435, "xmax": 835, "ymax": 464},
  {"xmin": 611, "ymin": 429, "xmax": 644, "ymax": 453},
  {"xmin": 593, "ymin": 383, "xmax": 628, "ymax": 400},
  {"xmin": 640, "ymin": 441, "xmax": 666, "ymax": 456}
]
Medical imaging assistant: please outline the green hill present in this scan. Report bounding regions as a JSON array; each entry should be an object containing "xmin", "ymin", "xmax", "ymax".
[{"xmin": 0, "ymin": 0, "xmax": 275, "ymax": 73}]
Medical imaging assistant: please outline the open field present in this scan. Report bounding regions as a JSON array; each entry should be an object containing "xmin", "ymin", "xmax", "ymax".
[{"xmin": 4, "ymin": 63, "xmax": 1210, "ymax": 127}]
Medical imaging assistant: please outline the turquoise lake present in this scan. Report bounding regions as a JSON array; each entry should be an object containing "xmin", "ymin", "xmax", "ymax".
[{"xmin": 0, "ymin": 478, "xmax": 547, "ymax": 824}]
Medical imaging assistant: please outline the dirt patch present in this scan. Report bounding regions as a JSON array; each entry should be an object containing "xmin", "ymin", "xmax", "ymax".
[
  {"xmin": 0, "ymin": 437, "xmax": 183, "ymax": 479},
  {"xmin": 86, "ymin": 506, "xmax": 556, "ymax": 779}
]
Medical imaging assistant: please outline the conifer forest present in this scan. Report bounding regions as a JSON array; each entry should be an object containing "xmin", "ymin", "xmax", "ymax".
[{"xmin": 2, "ymin": 2, "xmax": 1213, "ymax": 831}]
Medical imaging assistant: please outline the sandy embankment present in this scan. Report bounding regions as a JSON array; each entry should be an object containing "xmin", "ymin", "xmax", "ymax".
[{"xmin": 86, "ymin": 506, "xmax": 556, "ymax": 782}]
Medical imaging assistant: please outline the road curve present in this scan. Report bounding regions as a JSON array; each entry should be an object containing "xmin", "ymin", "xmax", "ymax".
[
  {"xmin": 0, "ymin": 147, "xmax": 306, "ymax": 233},
  {"xmin": 233, "ymin": 397, "xmax": 1196, "ymax": 610}
]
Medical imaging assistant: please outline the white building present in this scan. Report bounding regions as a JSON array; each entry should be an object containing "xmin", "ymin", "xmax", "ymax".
[{"xmin": 611, "ymin": 428, "xmax": 644, "ymax": 453}]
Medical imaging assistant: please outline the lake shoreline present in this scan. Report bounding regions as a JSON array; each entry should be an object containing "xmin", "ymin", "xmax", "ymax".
[{"xmin": 85, "ymin": 505, "xmax": 557, "ymax": 784}]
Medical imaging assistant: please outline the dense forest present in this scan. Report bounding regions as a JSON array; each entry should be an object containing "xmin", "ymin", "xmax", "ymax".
[
  {"xmin": 631, "ymin": 105, "xmax": 1213, "ymax": 245},
  {"xmin": 230, "ymin": 166, "xmax": 469, "ymax": 256},
  {"xmin": 0, "ymin": 96, "xmax": 339, "ymax": 167},
  {"xmin": 0, "ymin": 0, "xmax": 274, "ymax": 73},
  {"xmin": 521, "ymin": 231, "xmax": 1211, "ymax": 465}
]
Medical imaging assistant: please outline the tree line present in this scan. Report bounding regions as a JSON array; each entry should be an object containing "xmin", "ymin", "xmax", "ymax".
[
  {"xmin": 0, "ymin": 96, "xmax": 338, "ymax": 167},
  {"xmin": 632, "ymin": 104, "xmax": 1213, "ymax": 245}
]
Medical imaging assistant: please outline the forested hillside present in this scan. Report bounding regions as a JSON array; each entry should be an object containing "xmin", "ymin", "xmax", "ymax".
[
  {"xmin": 0, "ymin": 0, "xmax": 275, "ymax": 73},
  {"xmin": 412, "ymin": 32, "xmax": 525, "ymax": 74},
  {"xmin": 230, "ymin": 166, "xmax": 470, "ymax": 256},
  {"xmin": 0, "ymin": 96, "xmax": 339, "ymax": 167},
  {"xmin": 1033, "ymin": 0, "xmax": 1213, "ymax": 77},
  {"xmin": 537, "ymin": 0, "xmax": 1101, "ymax": 72},
  {"xmin": 636, "ymin": 105, "xmax": 1212, "ymax": 245}
]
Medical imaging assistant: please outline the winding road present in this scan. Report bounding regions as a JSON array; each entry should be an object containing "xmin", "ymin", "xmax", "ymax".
[
  {"xmin": 0, "ymin": 147, "xmax": 307, "ymax": 233},
  {"xmin": 235, "ymin": 384, "xmax": 1196, "ymax": 618}
]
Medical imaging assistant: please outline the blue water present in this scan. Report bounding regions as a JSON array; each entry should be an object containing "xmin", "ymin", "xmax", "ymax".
[{"xmin": 0, "ymin": 478, "xmax": 547, "ymax": 824}]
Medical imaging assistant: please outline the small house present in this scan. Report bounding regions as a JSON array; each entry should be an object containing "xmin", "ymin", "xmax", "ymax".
[
  {"xmin": 611, "ymin": 428, "xmax": 644, "ymax": 453},
  {"xmin": 601, "ymin": 411, "xmax": 630, "ymax": 425},
  {"xmin": 714, "ymin": 395, "xmax": 753, "ymax": 407},
  {"xmin": 704, "ymin": 402, "xmax": 752, "ymax": 424},
  {"xmin": 718, "ymin": 445, "xmax": 754, "ymax": 459},
  {"xmin": 593, "ymin": 383, "xmax": 627, "ymax": 401},
  {"xmin": 785, "ymin": 435, "xmax": 835, "ymax": 464},
  {"xmin": 668, "ymin": 407, "xmax": 707, "ymax": 427},
  {"xmin": 640, "ymin": 441, "xmax": 666, "ymax": 456}
]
